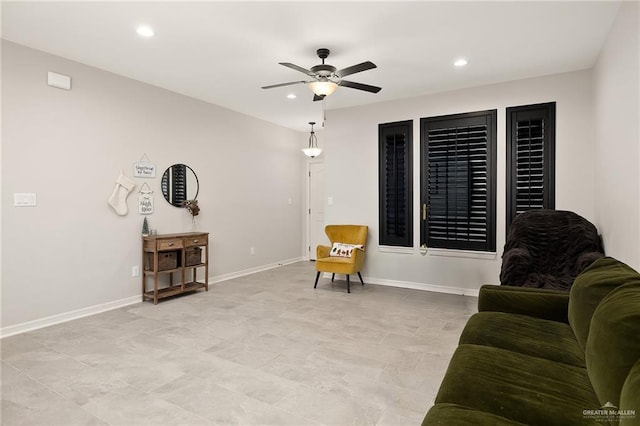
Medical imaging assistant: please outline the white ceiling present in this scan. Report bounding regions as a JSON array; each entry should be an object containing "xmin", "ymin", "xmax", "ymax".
[{"xmin": 1, "ymin": 1, "xmax": 622, "ymax": 132}]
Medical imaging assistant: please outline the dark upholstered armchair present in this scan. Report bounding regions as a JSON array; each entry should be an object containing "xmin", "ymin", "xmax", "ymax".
[{"xmin": 500, "ymin": 210, "xmax": 604, "ymax": 291}]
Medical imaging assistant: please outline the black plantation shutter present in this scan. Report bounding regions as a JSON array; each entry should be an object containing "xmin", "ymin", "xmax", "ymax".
[
  {"xmin": 172, "ymin": 164, "xmax": 187, "ymax": 206},
  {"xmin": 161, "ymin": 164, "xmax": 188, "ymax": 206},
  {"xmin": 421, "ymin": 111, "xmax": 496, "ymax": 252},
  {"xmin": 506, "ymin": 102, "xmax": 555, "ymax": 231},
  {"xmin": 379, "ymin": 121, "xmax": 413, "ymax": 247}
]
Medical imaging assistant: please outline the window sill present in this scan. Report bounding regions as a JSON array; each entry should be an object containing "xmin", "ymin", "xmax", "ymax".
[
  {"xmin": 423, "ymin": 247, "xmax": 497, "ymax": 260},
  {"xmin": 378, "ymin": 245, "xmax": 497, "ymax": 260},
  {"xmin": 379, "ymin": 246, "xmax": 415, "ymax": 254}
]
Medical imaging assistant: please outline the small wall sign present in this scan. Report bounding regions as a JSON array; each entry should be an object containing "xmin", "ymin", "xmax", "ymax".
[
  {"xmin": 134, "ymin": 161, "xmax": 156, "ymax": 178},
  {"xmin": 134, "ymin": 154, "xmax": 156, "ymax": 178},
  {"xmin": 138, "ymin": 183, "xmax": 154, "ymax": 215}
]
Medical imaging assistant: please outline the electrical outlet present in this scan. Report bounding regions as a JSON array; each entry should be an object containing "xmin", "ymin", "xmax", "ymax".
[
  {"xmin": 250, "ymin": 247, "xmax": 255, "ymax": 255},
  {"xmin": 132, "ymin": 265, "xmax": 140, "ymax": 277}
]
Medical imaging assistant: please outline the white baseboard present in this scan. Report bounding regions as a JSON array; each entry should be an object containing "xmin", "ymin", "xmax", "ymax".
[
  {"xmin": 1, "ymin": 258, "xmax": 473, "ymax": 338},
  {"xmin": 365, "ymin": 276, "xmax": 480, "ymax": 297},
  {"xmin": 1, "ymin": 257, "xmax": 305, "ymax": 339},
  {"xmin": 210, "ymin": 257, "xmax": 304, "ymax": 284},
  {"xmin": 0, "ymin": 295, "xmax": 140, "ymax": 339},
  {"xmin": 322, "ymin": 273, "xmax": 480, "ymax": 297}
]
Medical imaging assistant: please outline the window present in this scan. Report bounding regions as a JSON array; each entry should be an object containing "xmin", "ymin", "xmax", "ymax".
[
  {"xmin": 420, "ymin": 110, "xmax": 497, "ymax": 252},
  {"xmin": 379, "ymin": 120, "xmax": 413, "ymax": 247},
  {"xmin": 506, "ymin": 102, "xmax": 555, "ymax": 231}
]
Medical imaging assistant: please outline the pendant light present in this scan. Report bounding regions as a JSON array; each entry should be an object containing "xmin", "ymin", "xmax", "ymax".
[{"xmin": 302, "ymin": 122, "xmax": 322, "ymax": 158}]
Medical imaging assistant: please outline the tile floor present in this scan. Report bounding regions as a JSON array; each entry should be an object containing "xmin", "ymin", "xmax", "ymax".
[{"xmin": 1, "ymin": 261, "xmax": 478, "ymax": 425}]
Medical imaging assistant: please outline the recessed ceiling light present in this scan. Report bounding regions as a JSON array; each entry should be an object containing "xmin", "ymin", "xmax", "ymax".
[
  {"xmin": 454, "ymin": 58, "xmax": 468, "ymax": 67},
  {"xmin": 287, "ymin": 93, "xmax": 297, "ymax": 99},
  {"xmin": 136, "ymin": 25, "xmax": 155, "ymax": 37}
]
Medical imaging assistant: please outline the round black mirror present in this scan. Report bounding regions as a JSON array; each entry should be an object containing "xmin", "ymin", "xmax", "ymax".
[{"xmin": 161, "ymin": 164, "xmax": 199, "ymax": 207}]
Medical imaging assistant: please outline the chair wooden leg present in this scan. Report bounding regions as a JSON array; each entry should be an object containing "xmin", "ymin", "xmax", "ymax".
[
  {"xmin": 314, "ymin": 271, "xmax": 320, "ymax": 289},
  {"xmin": 346, "ymin": 274, "xmax": 351, "ymax": 293},
  {"xmin": 358, "ymin": 272, "xmax": 364, "ymax": 286},
  {"xmin": 331, "ymin": 273, "xmax": 335, "ymax": 282}
]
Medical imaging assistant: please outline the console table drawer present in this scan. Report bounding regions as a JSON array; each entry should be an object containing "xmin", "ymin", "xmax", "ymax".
[
  {"xmin": 185, "ymin": 235, "xmax": 207, "ymax": 247},
  {"xmin": 158, "ymin": 239, "xmax": 183, "ymax": 251}
]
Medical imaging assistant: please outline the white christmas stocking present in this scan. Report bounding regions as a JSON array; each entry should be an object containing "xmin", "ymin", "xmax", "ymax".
[{"xmin": 108, "ymin": 172, "xmax": 136, "ymax": 216}]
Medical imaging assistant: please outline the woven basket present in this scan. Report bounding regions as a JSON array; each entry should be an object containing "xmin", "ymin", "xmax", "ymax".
[
  {"xmin": 185, "ymin": 247, "xmax": 202, "ymax": 266},
  {"xmin": 145, "ymin": 251, "xmax": 178, "ymax": 271}
]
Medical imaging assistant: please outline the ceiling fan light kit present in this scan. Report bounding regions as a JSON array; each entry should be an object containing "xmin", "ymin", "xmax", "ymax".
[
  {"xmin": 262, "ymin": 48, "xmax": 381, "ymax": 101},
  {"xmin": 308, "ymin": 80, "xmax": 338, "ymax": 97}
]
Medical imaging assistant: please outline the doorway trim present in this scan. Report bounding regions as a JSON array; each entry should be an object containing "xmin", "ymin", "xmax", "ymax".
[{"xmin": 306, "ymin": 159, "xmax": 324, "ymax": 261}]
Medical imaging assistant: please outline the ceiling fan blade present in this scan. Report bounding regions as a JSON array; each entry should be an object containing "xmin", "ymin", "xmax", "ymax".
[
  {"xmin": 338, "ymin": 80, "xmax": 382, "ymax": 93},
  {"xmin": 335, "ymin": 61, "xmax": 377, "ymax": 78},
  {"xmin": 261, "ymin": 81, "xmax": 307, "ymax": 89},
  {"xmin": 313, "ymin": 94, "xmax": 326, "ymax": 102},
  {"xmin": 279, "ymin": 62, "xmax": 315, "ymax": 76}
]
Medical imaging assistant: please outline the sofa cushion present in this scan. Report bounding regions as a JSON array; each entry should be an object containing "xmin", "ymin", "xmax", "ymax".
[
  {"xmin": 434, "ymin": 344, "xmax": 603, "ymax": 425},
  {"xmin": 619, "ymin": 359, "xmax": 640, "ymax": 425},
  {"xmin": 459, "ymin": 312, "xmax": 584, "ymax": 367},
  {"xmin": 478, "ymin": 285, "xmax": 570, "ymax": 323},
  {"xmin": 569, "ymin": 257, "xmax": 640, "ymax": 350},
  {"xmin": 421, "ymin": 403, "xmax": 526, "ymax": 425},
  {"xmin": 586, "ymin": 280, "xmax": 640, "ymax": 408}
]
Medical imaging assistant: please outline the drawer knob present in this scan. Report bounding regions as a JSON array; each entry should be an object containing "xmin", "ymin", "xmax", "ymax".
[
  {"xmin": 193, "ymin": 239, "xmax": 199, "ymax": 243},
  {"xmin": 168, "ymin": 242, "xmax": 174, "ymax": 246}
]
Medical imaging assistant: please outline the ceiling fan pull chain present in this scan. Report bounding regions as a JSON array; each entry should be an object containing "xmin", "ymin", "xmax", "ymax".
[{"xmin": 322, "ymin": 98, "xmax": 327, "ymax": 127}]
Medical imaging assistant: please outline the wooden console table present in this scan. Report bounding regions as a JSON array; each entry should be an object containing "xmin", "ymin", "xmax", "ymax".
[{"xmin": 142, "ymin": 232, "xmax": 209, "ymax": 304}]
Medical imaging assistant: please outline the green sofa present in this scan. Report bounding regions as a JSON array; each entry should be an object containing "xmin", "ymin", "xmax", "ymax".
[{"xmin": 422, "ymin": 257, "xmax": 640, "ymax": 425}]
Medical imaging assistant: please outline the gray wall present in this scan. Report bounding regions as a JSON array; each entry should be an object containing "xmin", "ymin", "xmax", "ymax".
[
  {"xmin": 1, "ymin": 41, "xmax": 305, "ymax": 330},
  {"xmin": 2, "ymin": 1, "xmax": 638, "ymax": 332},
  {"xmin": 593, "ymin": 0, "xmax": 640, "ymax": 269},
  {"xmin": 319, "ymin": 2, "xmax": 640, "ymax": 292},
  {"xmin": 323, "ymin": 70, "xmax": 596, "ymax": 294}
]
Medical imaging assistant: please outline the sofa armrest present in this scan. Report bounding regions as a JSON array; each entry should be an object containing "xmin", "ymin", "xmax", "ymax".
[{"xmin": 478, "ymin": 285, "xmax": 570, "ymax": 323}]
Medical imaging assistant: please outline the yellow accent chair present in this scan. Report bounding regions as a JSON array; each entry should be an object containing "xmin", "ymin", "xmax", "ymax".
[{"xmin": 314, "ymin": 225, "xmax": 368, "ymax": 293}]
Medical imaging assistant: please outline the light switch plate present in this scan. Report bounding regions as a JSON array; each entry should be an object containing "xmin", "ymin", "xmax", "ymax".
[{"xmin": 14, "ymin": 193, "xmax": 37, "ymax": 207}]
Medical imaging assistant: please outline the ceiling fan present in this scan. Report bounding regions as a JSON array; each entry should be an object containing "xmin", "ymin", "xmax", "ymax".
[{"xmin": 261, "ymin": 48, "xmax": 381, "ymax": 101}]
